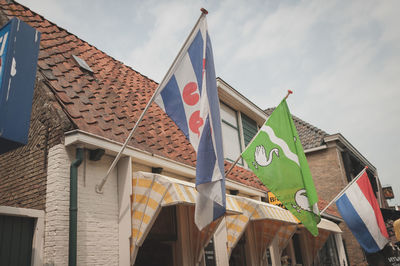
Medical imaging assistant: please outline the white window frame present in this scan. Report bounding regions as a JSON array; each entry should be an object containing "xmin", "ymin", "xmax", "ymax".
[{"xmin": 220, "ymin": 102, "xmax": 244, "ymax": 165}]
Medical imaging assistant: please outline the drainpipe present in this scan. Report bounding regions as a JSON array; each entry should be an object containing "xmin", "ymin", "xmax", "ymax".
[{"xmin": 69, "ymin": 148, "xmax": 83, "ymax": 266}]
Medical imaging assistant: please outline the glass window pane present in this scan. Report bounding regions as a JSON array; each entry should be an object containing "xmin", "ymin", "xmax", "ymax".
[
  {"xmin": 222, "ymin": 122, "xmax": 242, "ymax": 162},
  {"xmin": 220, "ymin": 102, "xmax": 238, "ymax": 127},
  {"xmin": 241, "ymin": 113, "xmax": 258, "ymax": 147}
]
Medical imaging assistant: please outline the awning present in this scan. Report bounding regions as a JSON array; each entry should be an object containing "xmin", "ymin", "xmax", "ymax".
[
  {"xmin": 226, "ymin": 196, "xmax": 298, "ymax": 257},
  {"xmin": 277, "ymin": 224, "xmax": 297, "ymax": 255},
  {"xmin": 130, "ymin": 171, "xmax": 242, "ymax": 264},
  {"xmin": 250, "ymin": 220, "xmax": 287, "ymax": 264},
  {"xmin": 318, "ymin": 218, "xmax": 342, "ymax": 233},
  {"xmin": 301, "ymin": 218, "xmax": 342, "ymax": 260}
]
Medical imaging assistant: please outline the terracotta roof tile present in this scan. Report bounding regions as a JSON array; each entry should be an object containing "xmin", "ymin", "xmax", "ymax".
[
  {"xmin": 265, "ymin": 108, "xmax": 328, "ymax": 149},
  {"xmin": 319, "ymin": 198, "xmax": 341, "ymax": 218}
]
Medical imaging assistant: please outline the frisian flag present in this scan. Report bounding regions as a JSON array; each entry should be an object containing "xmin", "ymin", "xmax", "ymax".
[
  {"xmin": 336, "ymin": 170, "xmax": 389, "ymax": 253},
  {"xmin": 155, "ymin": 12, "xmax": 226, "ymax": 230}
]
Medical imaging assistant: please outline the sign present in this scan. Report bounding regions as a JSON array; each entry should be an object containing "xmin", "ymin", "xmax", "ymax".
[
  {"xmin": 267, "ymin": 191, "xmax": 287, "ymax": 209},
  {"xmin": 383, "ymin": 187, "xmax": 395, "ymax": 200},
  {"xmin": 204, "ymin": 239, "xmax": 216, "ymax": 266},
  {"xmin": 366, "ymin": 243, "xmax": 400, "ymax": 266},
  {"xmin": 0, "ymin": 18, "xmax": 40, "ymax": 154}
]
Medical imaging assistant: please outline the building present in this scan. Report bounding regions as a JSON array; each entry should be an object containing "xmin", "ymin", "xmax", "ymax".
[
  {"xmin": 264, "ymin": 110, "xmax": 389, "ymax": 265},
  {"xmin": 0, "ymin": 1, "xmax": 388, "ymax": 265}
]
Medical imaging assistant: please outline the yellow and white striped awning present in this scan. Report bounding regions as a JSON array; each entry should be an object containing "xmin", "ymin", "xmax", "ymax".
[
  {"xmin": 318, "ymin": 218, "xmax": 342, "ymax": 233},
  {"xmin": 130, "ymin": 171, "xmax": 243, "ymax": 264},
  {"xmin": 226, "ymin": 196, "xmax": 298, "ymax": 257},
  {"xmin": 298, "ymin": 218, "xmax": 342, "ymax": 260}
]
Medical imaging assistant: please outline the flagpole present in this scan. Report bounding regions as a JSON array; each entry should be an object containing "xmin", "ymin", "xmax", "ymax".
[
  {"xmin": 224, "ymin": 90, "xmax": 293, "ymax": 177},
  {"xmin": 320, "ymin": 166, "xmax": 368, "ymax": 214},
  {"xmin": 95, "ymin": 9, "xmax": 209, "ymax": 193}
]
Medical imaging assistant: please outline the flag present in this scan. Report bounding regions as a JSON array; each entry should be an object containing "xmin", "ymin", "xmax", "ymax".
[
  {"xmin": 242, "ymin": 99, "xmax": 320, "ymax": 236},
  {"xmin": 155, "ymin": 13, "xmax": 225, "ymax": 230},
  {"xmin": 336, "ymin": 171, "xmax": 389, "ymax": 253}
]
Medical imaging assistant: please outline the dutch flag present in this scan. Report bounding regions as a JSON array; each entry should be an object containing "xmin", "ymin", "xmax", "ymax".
[
  {"xmin": 155, "ymin": 12, "xmax": 226, "ymax": 230},
  {"xmin": 336, "ymin": 171, "xmax": 389, "ymax": 253}
]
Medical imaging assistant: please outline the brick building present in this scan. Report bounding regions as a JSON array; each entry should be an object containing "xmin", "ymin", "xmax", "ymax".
[
  {"xmin": 270, "ymin": 110, "xmax": 389, "ymax": 265},
  {"xmin": 0, "ymin": 1, "xmax": 388, "ymax": 265}
]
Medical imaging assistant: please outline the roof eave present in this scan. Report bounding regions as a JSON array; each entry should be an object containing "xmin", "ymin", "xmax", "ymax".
[
  {"xmin": 324, "ymin": 133, "xmax": 377, "ymax": 173},
  {"xmin": 64, "ymin": 129, "xmax": 267, "ymax": 197},
  {"xmin": 217, "ymin": 77, "xmax": 267, "ymax": 125}
]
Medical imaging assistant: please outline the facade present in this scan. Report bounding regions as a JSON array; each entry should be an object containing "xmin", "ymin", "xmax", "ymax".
[{"xmin": 0, "ymin": 1, "xmax": 388, "ymax": 266}]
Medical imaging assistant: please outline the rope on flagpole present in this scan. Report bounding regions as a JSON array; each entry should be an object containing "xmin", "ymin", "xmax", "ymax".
[
  {"xmin": 224, "ymin": 90, "xmax": 293, "ymax": 177},
  {"xmin": 95, "ymin": 9, "xmax": 209, "ymax": 193},
  {"xmin": 320, "ymin": 166, "xmax": 368, "ymax": 215}
]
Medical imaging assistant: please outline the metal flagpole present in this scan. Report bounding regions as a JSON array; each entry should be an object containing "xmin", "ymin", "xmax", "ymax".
[
  {"xmin": 224, "ymin": 90, "xmax": 293, "ymax": 177},
  {"xmin": 320, "ymin": 166, "xmax": 368, "ymax": 214},
  {"xmin": 95, "ymin": 8, "xmax": 209, "ymax": 193}
]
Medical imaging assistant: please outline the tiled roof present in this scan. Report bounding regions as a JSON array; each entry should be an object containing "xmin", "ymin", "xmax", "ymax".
[
  {"xmin": 224, "ymin": 161, "xmax": 267, "ymax": 191},
  {"xmin": 265, "ymin": 108, "xmax": 328, "ymax": 150},
  {"xmin": 318, "ymin": 198, "xmax": 341, "ymax": 218},
  {"xmin": 0, "ymin": 1, "xmax": 265, "ymax": 191}
]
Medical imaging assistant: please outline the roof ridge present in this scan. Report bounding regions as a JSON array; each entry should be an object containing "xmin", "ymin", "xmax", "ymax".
[{"xmin": 265, "ymin": 106, "xmax": 328, "ymax": 135}]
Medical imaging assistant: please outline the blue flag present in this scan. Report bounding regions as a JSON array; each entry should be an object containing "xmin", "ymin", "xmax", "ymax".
[{"xmin": 155, "ymin": 14, "xmax": 225, "ymax": 230}]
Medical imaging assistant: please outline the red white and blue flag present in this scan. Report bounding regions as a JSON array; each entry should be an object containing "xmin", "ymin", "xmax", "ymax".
[
  {"xmin": 155, "ymin": 13, "xmax": 226, "ymax": 230},
  {"xmin": 336, "ymin": 170, "xmax": 388, "ymax": 253}
]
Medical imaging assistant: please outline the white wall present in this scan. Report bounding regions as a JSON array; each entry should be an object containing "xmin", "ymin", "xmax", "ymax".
[
  {"xmin": 44, "ymin": 144, "xmax": 72, "ymax": 265},
  {"xmin": 77, "ymin": 150, "xmax": 119, "ymax": 265},
  {"xmin": 45, "ymin": 144, "xmax": 124, "ymax": 265}
]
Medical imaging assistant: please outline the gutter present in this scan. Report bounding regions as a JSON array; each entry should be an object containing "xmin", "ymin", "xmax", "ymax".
[{"xmin": 69, "ymin": 148, "xmax": 83, "ymax": 266}]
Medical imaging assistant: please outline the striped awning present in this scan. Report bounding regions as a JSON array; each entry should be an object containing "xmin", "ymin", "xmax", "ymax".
[
  {"xmin": 300, "ymin": 218, "xmax": 342, "ymax": 260},
  {"xmin": 278, "ymin": 224, "xmax": 297, "ymax": 255},
  {"xmin": 251, "ymin": 220, "xmax": 285, "ymax": 265},
  {"xmin": 130, "ymin": 172, "xmax": 242, "ymax": 264},
  {"xmin": 318, "ymin": 218, "xmax": 342, "ymax": 233},
  {"xmin": 226, "ymin": 196, "xmax": 298, "ymax": 257}
]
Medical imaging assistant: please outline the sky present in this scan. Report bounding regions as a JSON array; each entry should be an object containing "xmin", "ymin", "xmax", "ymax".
[{"xmin": 17, "ymin": 0, "xmax": 400, "ymax": 206}]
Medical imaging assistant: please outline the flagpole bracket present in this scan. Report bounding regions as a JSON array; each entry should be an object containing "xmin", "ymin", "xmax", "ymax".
[{"xmin": 95, "ymin": 184, "xmax": 104, "ymax": 194}]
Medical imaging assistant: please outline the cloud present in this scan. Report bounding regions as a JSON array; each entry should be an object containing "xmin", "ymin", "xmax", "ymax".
[{"xmin": 17, "ymin": 0, "xmax": 400, "ymax": 205}]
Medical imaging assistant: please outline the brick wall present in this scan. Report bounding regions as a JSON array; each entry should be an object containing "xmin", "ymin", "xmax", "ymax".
[
  {"xmin": 77, "ymin": 153, "xmax": 119, "ymax": 265},
  {"xmin": 0, "ymin": 75, "xmax": 72, "ymax": 210},
  {"xmin": 306, "ymin": 145, "xmax": 367, "ymax": 265},
  {"xmin": 44, "ymin": 145, "xmax": 120, "ymax": 265},
  {"xmin": 307, "ymin": 146, "xmax": 347, "ymax": 204},
  {"xmin": 44, "ymin": 144, "xmax": 72, "ymax": 265}
]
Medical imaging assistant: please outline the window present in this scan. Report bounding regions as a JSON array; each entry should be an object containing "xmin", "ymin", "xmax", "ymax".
[
  {"xmin": 241, "ymin": 113, "xmax": 258, "ymax": 147},
  {"xmin": 220, "ymin": 102, "xmax": 259, "ymax": 167},
  {"xmin": 135, "ymin": 206, "xmax": 177, "ymax": 266},
  {"xmin": 229, "ymin": 234, "xmax": 247, "ymax": 266},
  {"xmin": 220, "ymin": 102, "xmax": 242, "ymax": 164},
  {"xmin": 315, "ymin": 233, "xmax": 340, "ymax": 265}
]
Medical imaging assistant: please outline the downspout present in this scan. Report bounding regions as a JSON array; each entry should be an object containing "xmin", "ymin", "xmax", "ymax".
[{"xmin": 69, "ymin": 148, "xmax": 84, "ymax": 266}]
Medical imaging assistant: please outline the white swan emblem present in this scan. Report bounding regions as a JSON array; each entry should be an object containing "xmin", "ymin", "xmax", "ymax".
[{"xmin": 253, "ymin": 145, "xmax": 279, "ymax": 169}]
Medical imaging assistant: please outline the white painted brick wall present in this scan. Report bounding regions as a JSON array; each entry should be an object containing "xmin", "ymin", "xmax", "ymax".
[
  {"xmin": 45, "ymin": 144, "xmax": 72, "ymax": 265},
  {"xmin": 44, "ymin": 145, "xmax": 120, "ymax": 265},
  {"xmin": 77, "ymin": 152, "xmax": 119, "ymax": 265}
]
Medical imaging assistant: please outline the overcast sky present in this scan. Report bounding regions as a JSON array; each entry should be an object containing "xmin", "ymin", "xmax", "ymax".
[{"xmin": 17, "ymin": 0, "xmax": 400, "ymax": 205}]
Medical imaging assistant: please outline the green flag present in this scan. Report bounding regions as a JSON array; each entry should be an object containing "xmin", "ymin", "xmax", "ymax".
[{"xmin": 242, "ymin": 99, "xmax": 320, "ymax": 236}]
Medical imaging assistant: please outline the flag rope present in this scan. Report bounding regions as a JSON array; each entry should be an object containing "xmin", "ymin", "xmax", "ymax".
[
  {"xmin": 95, "ymin": 9, "xmax": 208, "ymax": 193},
  {"xmin": 224, "ymin": 90, "xmax": 293, "ymax": 177},
  {"xmin": 320, "ymin": 166, "xmax": 368, "ymax": 214}
]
